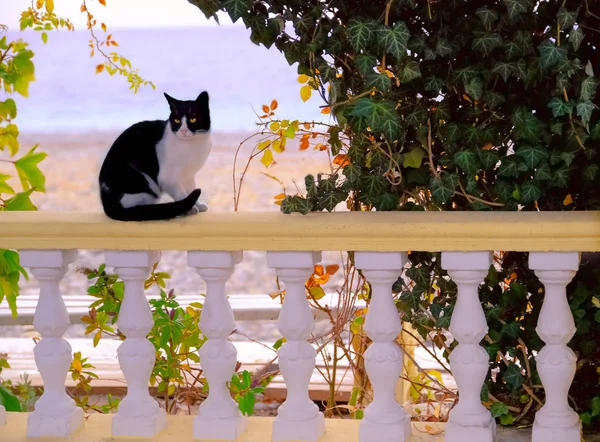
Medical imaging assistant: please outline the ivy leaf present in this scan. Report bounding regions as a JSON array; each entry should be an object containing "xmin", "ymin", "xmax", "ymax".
[
  {"xmin": 512, "ymin": 108, "xmax": 542, "ymax": 142},
  {"xmin": 472, "ymin": 33, "xmax": 503, "ymax": 57},
  {"xmin": 516, "ymin": 145, "xmax": 548, "ymax": 169},
  {"xmin": 484, "ymin": 91, "xmax": 505, "ymax": 109},
  {"xmin": 520, "ymin": 182, "xmax": 541, "ymax": 203},
  {"xmin": 568, "ymin": 27, "xmax": 584, "ymax": 51},
  {"xmin": 503, "ymin": 363, "xmax": 524, "ymax": 390},
  {"xmin": 492, "ymin": 62, "xmax": 515, "ymax": 82},
  {"xmin": 557, "ymin": 8, "xmax": 577, "ymax": 30},
  {"xmin": 538, "ymin": 39, "xmax": 567, "ymax": 69},
  {"xmin": 550, "ymin": 167, "xmax": 571, "ymax": 188},
  {"xmin": 584, "ymin": 164, "xmax": 599, "ymax": 182},
  {"xmin": 343, "ymin": 164, "xmax": 361, "ymax": 184},
  {"xmin": 399, "ymin": 60, "xmax": 421, "ymax": 83},
  {"xmin": 490, "ymin": 401, "xmax": 509, "ymax": 418},
  {"xmin": 454, "ymin": 150, "xmax": 480, "ymax": 174},
  {"xmin": 359, "ymin": 175, "xmax": 387, "ymax": 202},
  {"xmin": 465, "ymin": 77, "xmax": 483, "ymax": 100},
  {"xmin": 435, "ymin": 38, "xmax": 452, "ymax": 57},
  {"xmin": 355, "ymin": 55, "xmax": 377, "ymax": 76},
  {"xmin": 367, "ymin": 73, "xmax": 392, "ymax": 92},
  {"xmin": 547, "ymin": 97, "xmax": 573, "ymax": 118},
  {"xmin": 478, "ymin": 149, "xmax": 500, "ymax": 170},
  {"xmin": 377, "ymin": 21, "xmax": 410, "ymax": 59},
  {"xmin": 223, "ymin": 0, "xmax": 251, "ymax": 23},
  {"xmin": 375, "ymin": 193, "xmax": 399, "ymax": 211},
  {"xmin": 14, "ymin": 145, "xmax": 47, "ymax": 191},
  {"xmin": 580, "ymin": 77, "xmax": 597, "ymax": 102},
  {"xmin": 347, "ymin": 20, "xmax": 376, "ymax": 52},
  {"xmin": 319, "ymin": 190, "xmax": 346, "ymax": 212},
  {"xmin": 498, "ymin": 156, "xmax": 523, "ymax": 177},
  {"xmin": 475, "ymin": 7, "xmax": 498, "ymax": 26},
  {"xmin": 402, "ymin": 148, "xmax": 425, "ymax": 168},
  {"xmin": 503, "ymin": 0, "xmax": 527, "ymax": 20},
  {"xmin": 430, "ymin": 175, "xmax": 456, "ymax": 204},
  {"xmin": 535, "ymin": 161, "xmax": 552, "ymax": 180},
  {"xmin": 350, "ymin": 98, "xmax": 401, "ymax": 140},
  {"xmin": 424, "ymin": 76, "xmax": 444, "ymax": 92},
  {"xmin": 576, "ymin": 100, "xmax": 595, "ymax": 128},
  {"xmin": 591, "ymin": 122, "xmax": 600, "ymax": 140}
]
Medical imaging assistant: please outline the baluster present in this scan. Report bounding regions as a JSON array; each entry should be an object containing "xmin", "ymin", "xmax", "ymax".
[
  {"xmin": 529, "ymin": 252, "xmax": 581, "ymax": 442},
  {"xmin": 105, "ymin": 250, "xmax": 166, "ymax": 437},
  {"xmin": 266, "ymin": 251, "xmax": 324, "ymax": 442},
  {"xmin": 187, "ymin": 251, "xmax": 246, "ymax": 440},
  {"xmin": 355, "ymin": 252, "xmax": 411, "ymax": 442},
  {"xmin": 441, "ymin": 251, "xmax": 495, "ymax": 442},
  {"xmin": 20, "ymin": 249, "xmax": 83, "ymax": 437}
]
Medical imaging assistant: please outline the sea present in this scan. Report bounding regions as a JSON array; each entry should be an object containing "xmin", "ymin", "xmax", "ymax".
[{"xmin": 4, "ymin": 27, "xmax": 327, "ymax": 134}]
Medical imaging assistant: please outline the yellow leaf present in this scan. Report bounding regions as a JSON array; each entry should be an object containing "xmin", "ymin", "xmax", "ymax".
[
  {"xmin": 261, "ymin": 149, "xmax": 274, "ymax": 167},
  {"xmin": 321, "ymin": 107, "xmax": 331, "ymax": 114},
  {"xmin": 167, "ymin": 384, "xmax": 175, "ymax": 396},
  {"xmin": 563, "ymin": 194, "xmax": 573, "ymax": 206},
  {"xmin": 262, "ymin": 104, "xmax": 270, "ymax": 113},
  {"xmin": 274, "ymin": 193, "xmax": 285, "ymax": 200},
  {"xmin": 281, "ymin": 119, "xmax": 290, "ymax": 128},
  {"xmin": 80, "ymin": 3, "xmax": 87, "ymax": 12},
  {"xmin": 101, "ymin": 23, "xmax": 107, "ymax": 32},
  {"xmin": 257, "ymin": 140, "xmax": 271, "ymax": 151},
  {"xmin": 95, "ymin": 64, "xmax": 105, "ymax": 74},
  {"xmin": 269, "ymin": 122, "xmax": 280, "ymax": 132},
  {"xmin": 72, "ymin": 358, "xmax": 82, "ymax": 373},
  {"xmin": 45, "ymin": 0, "xmax": 54, "ymax": 13},
  {"xmin": 309, "ymin": 286, "xmax": 326, "ymax": 300},
  {"xmin": 36, "ymin": 0, "xmax": 44, "ymax": 9},
  {"xmin": 297, "ymin": 74, "xmax": 309, "ymax": 83},
  {"xmin": 592, "ymin": 297, "xmax": 600, "ymax": 308},
  {"xmin": 270, "ymin": 99, "xmax": 278, "ymax": 110},
  {"xmin": 272, "ymin": 139, "xmax": 284, "ymax": 153},
  {"xmin": 300, "ymin": 85, "xmax": 312, "ymax": 102}
]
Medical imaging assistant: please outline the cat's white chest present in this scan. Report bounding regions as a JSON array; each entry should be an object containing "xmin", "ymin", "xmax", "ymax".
[{"xmin": 156, "ymin": 131, "xmax": 212, "ymax": 186}]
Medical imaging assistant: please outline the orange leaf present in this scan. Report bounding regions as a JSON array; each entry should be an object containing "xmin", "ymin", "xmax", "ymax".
[
  {"xmin": 300, "ymin": 139, "xmax": 310, "ymax": 151},
  {"xmin": 303, "ymin": 123, "xmax": 311, "ymax": 130},
  {"xmin": 333, "ymin": 154, "xmax": 350, "ymax": 167},
  {"xmin": 321, "ymin": 107, "xmax": 331, "ymax": 114},
  {"xmin": 98, "ymin": 0, "xmax": 107, "ymax": 5},
  {"xmin": 325, "ymin": 264, "xmax": 339, "ymax": 275},
  {"xmin": 101, "ymin": 23, "xmax": 107, "ymax": 32},
  {"xmin": 110, "ymin": 40, "xmax": 119, "ymax": 47},
  {"xmin": 95, "ymin": 64, "xmax": 105, "ymax": 74},
  {"xmin": 262, "ymin": 104, "xmax": 270, "ymax": 113},
  {"xmin": 80, "ymin": 3, "xmax": 87, "ymax": 12},
  {"xmin": 314, "ymin": 265, "xmax": 325, "ymax": 276},
  {"xmin": 482, "ymin": 142, "xmax": 493, "ymax": 151},
  {"xmin": 563, "ymin": 194, "xmax": 573, "ymax": 206},
  {"xmin": 306, "ymin": 275, "xmax": 318, "ymax": 288},
  {"xmin": 270, "ymin": 99, "xmax": 278, "ymax": 110}
]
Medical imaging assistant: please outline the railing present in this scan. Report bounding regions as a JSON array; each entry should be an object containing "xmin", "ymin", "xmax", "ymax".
[{"xmin": 0, "ymin": 211, "xmax": 598, "ymax": 441}]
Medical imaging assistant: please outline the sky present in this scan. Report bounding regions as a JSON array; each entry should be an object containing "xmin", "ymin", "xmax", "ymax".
[{"xmin": 1, "ymin": 0, "xmax": 237, "ymax": 30}]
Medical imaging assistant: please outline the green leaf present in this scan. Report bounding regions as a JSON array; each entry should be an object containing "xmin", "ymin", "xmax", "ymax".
[
  {"xmin": 585, "ymin": 60, "xmax": 594, "ymax": 77},
  {"xmin": 14, "ymin": 145, "xmax": 47, "ymax": 191},
  {"xmin": 350, "ymin": 98, "xmax": 401, "ymax": 140},
  {"xmin": 591, "ymin": 122, "xmax": 600, "ymax": 140},
  {"xmin": 490, "ymin": 401, "xmax": 509, "ymax": 418},
  {"xmin": 475, "ymin": 7, "xmax": 498, "ymax": 26},
  {"xmin": 500, "ymin": 414, "xmax": 514, "ymax": 426},
  {"xmin": 377, "ymin": 21, "xmax": 410, "ymax": 59},
  {"xmin": 568, "ymin": 27, "xmax": 584, "ymax": 51},
  {"xmin": 484, "ymin": 91, "xmax": 505, "ymax": 109},
  {"xmin": 492, "ymin": 62, "xmax": 515, "ymax": 82},
  {"xmin": 576, "ymin": 100, "xmax": 595, "ymax": 127},
  {"xmin": 0, "ymin": 173, "xmax": 15, "ymax": 195},
  {"xmin": 430, "ymin": 175, "xmax": 456, "ymax": 205},
  {"xmin": 41, "ymin": 32, "xmax": 48, "ymax": 44},
  {"xmin": 550, "ymin": 121, "xmax": 563, "ymax": 135},
  {"xmin": 367, "ymin": 73, "xmax": 391, "ymax": 92},
  {"xmin": 223, "ymin": 0, "xmax": 251, "ymax": 23},
  {"xmin": 584, "ymin": 164, "xmax": 598, "ymax": 182},
  {"xmin": 538, "ymin": 39, "xmax": 567, "ymax": 69},
  {"xmin": 0, "ymin": 124, "xmax": 19, "ymax": 156},
  {"xmin": 547, "ymin": 97, "xmax": 573, "ymax": 118},
  {"xmin": 472, "ymin": 33, "xmax": 503, "ymax": 57},
  {"xmin": 399, "ymin": 60, "xmax": 421, "ymax": 83},
  {"xmin": 521, "ymin": 182, "xmax": 541, "ymax": 202},
  {"xmin": 550, "ymin": 167, "xmax": 571, "ymax": 188},
  {"xmin": 0, "ymin": 385, "xmax": 21, "ymax": 412},
  {"xmin": 374, "ymin": 192, "xmax": 399, "ymax": 211},
  {"xmin": 435, "ymin": 38, "xmax": 452, "ymax": 57},
  {"xmin": 580, "ymin": 77, "xmax": 597, "ymax": 101},
  {"xmin": 359, "ymin": 175, "xmax": 387, "ymax": 201},
  {"xmin": 465, "ymin": 76, "xmax": 483, "ymax": 100},
  {"xmin": 512, "ymin": 108, "xmax": 542, "ymax": 142},
  {"xmin": 402, "ymin": 148, "xmax": 425, "ymax": 168},
  {"xmin": 515, "ymin": 145, "xmax": 548, "ymax": 169},
  {"xmin": 0, "ymin": 99, "xmax": 17, "ymax": 121},
  {"xmin": 319, "ymin": 190, "xmax": 346, "ymax": 212},
  {"xmin": 503, "ymin": 0, "xmax": 527, "ymax": 19},
  {"xmin": 347, "ymin": 20, "xmax": 376, "ymax": 52},
  {"xmin": 503, "ymin": 362, "xmax": 524, "ymax": 391},
  {"xmin": 355, "ymin": 55, "xmax": 377, "ymax": 76},
  {"xmin": 4, "ymin": 189, "xmax": 36, "ymax": 211},
  {"xmin": 592, "ymin": 396, "xmax": 600, "ymax": 417},
  {"xmin": 454, "ymin": 150, "xmax": 479, "ymax": 174},
  {"xmin": 557, "ymin": 8, "xmax": 577, "ymax": 30},
  {"xmin": 478, "ymin": 149, "xmax": 499, "ymax": 170},
  {"xmin": 424, "ymin": 76, "xmax": 444, "ymax": 92},
  {"xmin": 498, "ymin": 157, "xmax": 522, "ymax": 178},
  {"xmin": 343, "ymin": 164, "xmax": 361, "ymax": 184}
]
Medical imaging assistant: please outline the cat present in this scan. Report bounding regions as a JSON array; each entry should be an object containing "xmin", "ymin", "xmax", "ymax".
[{"xmin": 99, "ymin": 91, "xmax": 212, "ymax": 221}]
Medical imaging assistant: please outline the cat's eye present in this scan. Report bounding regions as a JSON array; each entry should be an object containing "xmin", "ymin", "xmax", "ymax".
[
  {"xmin": 174, "ymin": 119, "xmax": 181, "ymax": 124},
  {"xmin": 189, "ymin": 118, "xmax": 197, "ymax": 123}
]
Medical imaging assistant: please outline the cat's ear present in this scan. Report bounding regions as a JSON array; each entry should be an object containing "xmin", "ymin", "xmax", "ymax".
[
  {"xmin": 164, "ymin": 93, "xmax": 179, "ymax": 113},
  {"xmin": 196, "ymin": 91, "xmax": 209, "ymax": 105}
]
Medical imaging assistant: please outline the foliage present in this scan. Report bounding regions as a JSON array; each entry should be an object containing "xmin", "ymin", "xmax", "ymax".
[
  {"xmin": 76, "ymin": 264, "xmax": 266, "ymax": 416},
  {"xmin": 192, "ymin": 0, "xmax": 600, "ymax": 429}
]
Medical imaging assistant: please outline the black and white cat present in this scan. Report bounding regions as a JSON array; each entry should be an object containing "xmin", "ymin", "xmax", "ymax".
[{"xmin": 99, "ymin": 92, "xmax": 212, "ymax": 221}]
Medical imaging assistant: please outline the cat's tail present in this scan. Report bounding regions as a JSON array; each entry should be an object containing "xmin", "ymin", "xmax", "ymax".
[{"xmin": 105, "ymin": 189, "xmax": 202, "ymax": 222}]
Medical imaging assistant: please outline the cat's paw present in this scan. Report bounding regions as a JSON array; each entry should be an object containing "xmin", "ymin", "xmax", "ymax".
[
  {"xmin": 194, "ymin": 202, "xmax": 208, "ymax": 212},
  {"xmin": 187, "ymin": 206, "xmax": 200, "ymax": 215}
]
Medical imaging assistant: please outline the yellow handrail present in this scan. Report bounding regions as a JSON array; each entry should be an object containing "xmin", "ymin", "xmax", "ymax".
[{"xmin": 0, "ymin": 211, "xmax": 598, "ymax": 252}]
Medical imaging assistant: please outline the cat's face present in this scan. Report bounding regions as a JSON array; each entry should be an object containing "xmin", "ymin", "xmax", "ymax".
[{"xmin": 164, "ymin": 92, "xmax": 211, "ymax": 140}]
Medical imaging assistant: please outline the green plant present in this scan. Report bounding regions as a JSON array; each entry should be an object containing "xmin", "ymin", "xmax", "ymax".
[
  {"xmin": 191, "ymin": 0, "xmax": 600, "ymax": 429},
  {"xmin": 77, "ymin": 264, "xmax": 267, "ymax": 416}
]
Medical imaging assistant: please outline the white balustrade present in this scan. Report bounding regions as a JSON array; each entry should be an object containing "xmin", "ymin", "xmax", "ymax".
[
  {"xmin": 529, "ymin": 252, "xmax": 581, "ymax": 442},
  {"xmin": 441, "ymin": 251, "xmax": 495, "ymax": 442},
  {"xmin": 187, "ymin": 250, "xmax": 246, "ymax": 440},
  {"xmin": 266, "ymin": 251, "xmax": 325, "ymax": 442},
  {"xmin": 20, "ymin": 249, "xmax": 83, "ymax": 437},
  {"xmin": 354, "ymin": 252, "xmax": 411, "ymax": 442},
  {"xmin": 105, "ymin": 250, "xmax": 166, "ymax": 437}
]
